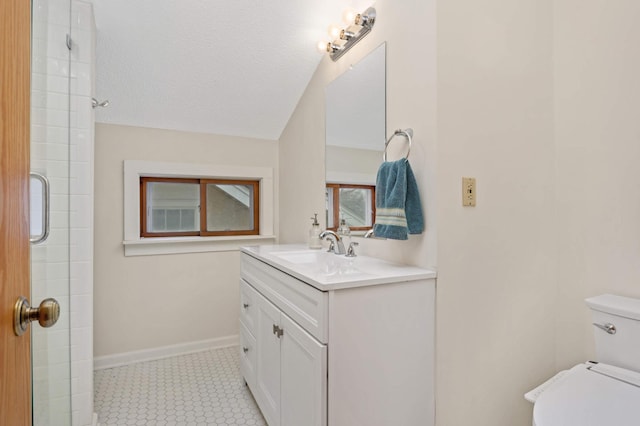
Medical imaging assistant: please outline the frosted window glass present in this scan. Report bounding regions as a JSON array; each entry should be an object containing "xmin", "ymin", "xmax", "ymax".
[
  {"xmin": 147, "ymin": 182, "xmax": 200, "ymax": 232},
  {"xmin": 206, "ymin": 184, "xmax": 254, "ymax": 231}
]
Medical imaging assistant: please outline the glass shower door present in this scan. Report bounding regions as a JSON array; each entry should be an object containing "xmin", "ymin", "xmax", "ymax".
[{"xmin": 30, "ymin": 0, "xmax": 72, "ymax": 423}]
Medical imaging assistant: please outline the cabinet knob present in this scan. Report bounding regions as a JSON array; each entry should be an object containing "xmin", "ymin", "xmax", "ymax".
[
  {"xmin": 273, "ymin": 324, "xmax": 284, "ymax": 338},
  {"xmin": 243, "ymin": 346, "xmax": 249, "ymax": 353},
  {"xmin": 243, "ymin": 303, "xmax": 250, "ymax": 309}
]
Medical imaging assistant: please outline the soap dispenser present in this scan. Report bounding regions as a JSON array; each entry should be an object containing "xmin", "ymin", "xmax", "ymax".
[
  {"xmin": 308, "ymin": 213, "xmax": 322, "ymax": 249},
  {"xmin": 337, "ymin": 218, "xmax": 351, "ymax": 249}
]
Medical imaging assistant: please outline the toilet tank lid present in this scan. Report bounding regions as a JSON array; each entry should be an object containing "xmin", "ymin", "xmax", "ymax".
[{"xmin": 585, "ymin": 294, "xmax": 640, "ymax": 320}]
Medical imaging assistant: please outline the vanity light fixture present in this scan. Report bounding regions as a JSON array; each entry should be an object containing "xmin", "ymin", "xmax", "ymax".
[{"xmin": 319, "ymin": 6, "xmax": 376, "ymax": 62}]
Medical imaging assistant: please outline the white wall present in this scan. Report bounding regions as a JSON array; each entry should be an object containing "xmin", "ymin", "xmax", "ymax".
[
  {"xmin": 93, "ymin": 123, "xmax": 278, "ymax": 359},
  {"xmin": 279, "ymin": 0, "xmax": 557, "ymax": 425},
  {"xmin": 436, "ymin": 1, "xmax": 557, "ymax": 424},
  {"xmin": 553, "ymin": 0, "xmax": 640, "ymax": 368}
]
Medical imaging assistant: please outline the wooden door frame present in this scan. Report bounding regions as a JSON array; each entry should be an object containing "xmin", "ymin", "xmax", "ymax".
[{"xmin": 0, "ymin": 0, "xmax": 33, "ymax": 425}]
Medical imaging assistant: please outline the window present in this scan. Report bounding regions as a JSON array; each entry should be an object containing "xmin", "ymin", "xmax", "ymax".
[
  {"xmin": 326, "ymin": 183, "xmax": 375, "ymax": 231},
  {"xmin": 124, "ymin": 161, "xmax": 274, "ymax": 256},
  {"xmin": 141, "ymin": 177, "xmax": 259, "ymax": 237}
]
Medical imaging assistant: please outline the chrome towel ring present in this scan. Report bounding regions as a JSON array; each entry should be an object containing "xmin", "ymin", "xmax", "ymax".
[{"xmin": 383, "ymin": 128, "xmax": 413, "ymax": 161}]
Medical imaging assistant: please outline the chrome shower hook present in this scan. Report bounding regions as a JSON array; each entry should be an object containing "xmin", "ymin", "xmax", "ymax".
[{"xmin": 92, "ymin": 98, "xmax": 110, "ymax": 108}]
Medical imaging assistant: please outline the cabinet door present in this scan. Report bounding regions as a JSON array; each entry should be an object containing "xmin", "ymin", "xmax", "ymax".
[
  {"xmin": 281, "ymin": 314, "xmax": 327, "ymax": 426},
  {"xmin": 254, "ymin": 290, "xmax": 282, "ymax": 426}
]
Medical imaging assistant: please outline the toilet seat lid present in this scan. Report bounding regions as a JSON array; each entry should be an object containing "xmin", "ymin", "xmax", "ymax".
[{"xmin": 534, "ymin": 363, "xmax": 640, "ymax": 426}]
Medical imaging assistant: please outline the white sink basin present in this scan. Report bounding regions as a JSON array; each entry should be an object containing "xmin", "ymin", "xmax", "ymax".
[
  {"xmin": 243, "ymin": 244, "xmax": 436, "ymax": 291},
  {"xmin": 272, "ymin": 250, "xmax": 325, "ymax": 264}
]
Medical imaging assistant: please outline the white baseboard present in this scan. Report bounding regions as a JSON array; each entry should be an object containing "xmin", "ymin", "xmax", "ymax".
[{"xmin": 93, "ymin": 335, "xmax": 239, "ymax": 370}]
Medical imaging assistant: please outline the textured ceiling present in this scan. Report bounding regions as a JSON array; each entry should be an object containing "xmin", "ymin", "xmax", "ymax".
[{"xmin": 92, "ymin": 0, "xmax": 371, "ymax": 140}]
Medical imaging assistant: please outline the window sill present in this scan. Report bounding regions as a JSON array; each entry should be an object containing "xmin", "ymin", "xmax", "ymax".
[{"xmin": 123, "ymin": 235, "xmax": 277, "ymax": 257}]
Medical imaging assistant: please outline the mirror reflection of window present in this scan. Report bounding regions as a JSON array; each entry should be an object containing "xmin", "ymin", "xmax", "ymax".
[
  {"xmin": 340, "ymin": 187, "xmax": 374, "ymax": 228},
  {"xmin": 326, "ymin": 184, "xmax": 375, "ymax": 231}
]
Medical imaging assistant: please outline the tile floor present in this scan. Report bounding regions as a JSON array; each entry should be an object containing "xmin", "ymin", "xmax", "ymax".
[{"xmin": 94, "ymin": 346, "xmax": 266, "ymax": 426}]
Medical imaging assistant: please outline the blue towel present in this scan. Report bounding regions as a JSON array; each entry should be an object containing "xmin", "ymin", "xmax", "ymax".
[{"xmin": 373, "ymin": 159, "xmax": 424, "ymax": 240}]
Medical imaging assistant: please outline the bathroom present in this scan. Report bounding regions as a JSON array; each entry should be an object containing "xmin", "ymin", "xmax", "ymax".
[{"xmin": 2, "ymin": 0, "xmax": 640, "ymax": 425}]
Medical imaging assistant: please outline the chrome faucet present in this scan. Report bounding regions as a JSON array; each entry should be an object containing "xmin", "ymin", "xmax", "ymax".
[{"xmin": 319, "ymin": 230, "xmax": 346, "ymax": 255}]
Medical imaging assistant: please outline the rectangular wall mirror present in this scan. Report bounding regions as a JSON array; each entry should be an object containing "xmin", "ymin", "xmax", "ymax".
[{"xmin": 325, "ymin": 42, "xmax": 386, "ymax": 231}]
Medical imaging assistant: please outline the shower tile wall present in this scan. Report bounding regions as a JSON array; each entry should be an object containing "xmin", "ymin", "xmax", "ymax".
[
  {"xmin": 69, "ymin": 2, "xmax": 96, "ymax": 425},
  {"xmin": 31, "ymin": 0, "xmax": 95, "ymax": 424},
  {"xmin": 31, "ymin": 0, "xmax": 73, "ymax": 423}
]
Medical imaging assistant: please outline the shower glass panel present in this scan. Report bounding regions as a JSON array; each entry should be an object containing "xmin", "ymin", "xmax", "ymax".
[{"xmin": 31, "ymin": 0, "xmax": 72, "ymax": 423}]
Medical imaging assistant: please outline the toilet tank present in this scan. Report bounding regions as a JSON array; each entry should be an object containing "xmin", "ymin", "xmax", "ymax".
[{"xmin": 585, "ymin": 294, "xmax": 640, "ymax": 372}]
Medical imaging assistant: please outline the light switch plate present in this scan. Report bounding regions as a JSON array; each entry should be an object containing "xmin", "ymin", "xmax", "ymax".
[{"xmin": 462, "ymin": 177, "xmax": 476, "ymax": 207}]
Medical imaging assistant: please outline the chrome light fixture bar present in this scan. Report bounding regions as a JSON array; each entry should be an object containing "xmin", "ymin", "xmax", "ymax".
[{"xmin": 324, "ymin": 7, "xmax": 376, "ymax": 62}]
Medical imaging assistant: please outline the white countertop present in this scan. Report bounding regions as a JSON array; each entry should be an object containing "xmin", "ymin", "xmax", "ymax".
[{"xmin": 241, "ymin": 244, "xmax": 436, "ymax": 291}]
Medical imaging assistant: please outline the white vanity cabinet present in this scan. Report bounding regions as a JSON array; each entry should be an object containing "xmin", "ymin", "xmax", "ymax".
[
  {"xmin": 239, "ymin": 245, "xmax": 436, "ymax": 426},
  {"xmin": 239, "ymin": 259, "xmax": 327, "ymax": 426}
]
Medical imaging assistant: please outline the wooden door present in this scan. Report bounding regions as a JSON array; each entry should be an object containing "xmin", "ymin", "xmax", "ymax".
[
  {"xmin": 0, "ymin": 0, "xmax": 32, "ymax": 424},
  {"xmin": 280, "ymin": 314, "xmax": 327, "ymax": 426}
]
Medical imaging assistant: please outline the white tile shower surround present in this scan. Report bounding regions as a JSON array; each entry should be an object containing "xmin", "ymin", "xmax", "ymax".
[
  {"xmin": 94, "ymin": 347, "xmax": 266, "ymax": 426},
  {"xmin": 31, "ymin": 0, "xmax": 96, "ymax": 423},
  {"xmin": 70, "ymin": 2, "xmax": 96, "ymax": 424}
]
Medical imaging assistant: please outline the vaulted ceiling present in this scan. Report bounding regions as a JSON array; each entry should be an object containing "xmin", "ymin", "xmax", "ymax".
[{"xmin": 92, "ymin": 0, "xmax": 371, "ymax": 140}]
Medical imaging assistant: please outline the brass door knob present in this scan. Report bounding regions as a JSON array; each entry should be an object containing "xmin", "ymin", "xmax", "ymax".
[{"xmin": 14, "ymin": 296, "xmax": 60, "ymax": 336}]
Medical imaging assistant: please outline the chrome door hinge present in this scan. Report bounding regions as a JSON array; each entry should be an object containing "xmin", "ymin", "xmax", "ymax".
[{"xmin": 66, "ymin": 34, "xmax": 72, "ymax": 50}]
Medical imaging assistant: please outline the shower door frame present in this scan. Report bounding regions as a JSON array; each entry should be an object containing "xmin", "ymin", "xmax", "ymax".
[{"xmin": 0, "ymin": 0, "xmax": 33, "ymax": 424}]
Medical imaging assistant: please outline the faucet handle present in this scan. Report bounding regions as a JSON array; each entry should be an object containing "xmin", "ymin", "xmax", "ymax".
[
  {"xmin": 326, "ymin": 239, "xmax": 335, "ymax": 253},
  {"xmin": 346, "ymin": 242, "xmax": 359, "ymax": 257}
]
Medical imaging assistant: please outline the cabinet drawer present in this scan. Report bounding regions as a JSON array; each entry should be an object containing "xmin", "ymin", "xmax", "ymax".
[
  {"xmin": 241, "ymin": 253, "xmax": 328, "ymax": 343},
  {"xmin": 239, "ymin": 322, "xmax": 257, "ymax": 391},
  {"xmin": 240, "ymin": 279, "xmax": 258, "ymax": 335}
]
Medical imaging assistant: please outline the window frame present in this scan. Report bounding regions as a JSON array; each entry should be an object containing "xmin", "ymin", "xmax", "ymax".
[
  {"xmin": 140, "ymin": 177, "xmax": 260, "ymax": 238},
  {"xmin": 326, "ymin": 183, "xmax": 376, "ymax": 232},
  {"xmin": 140, "ymin": 177, "xmax": 201, "ymax": 238},
  {"xmin": 200, "ymin": 178, "xmax": 260, "ymax": 237},
  {"xmin": 123, "ymin": 160, "xmax": 275, "ymax": 257}
]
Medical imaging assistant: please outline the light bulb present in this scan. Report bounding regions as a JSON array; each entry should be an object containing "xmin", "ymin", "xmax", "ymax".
[
  {"xmin": 317, "ymin": 40, "xmax": 330, "ymax": 53},
  {"xmin": 327, "ymin": 24, "xmax": 341, "ymax": 40},
  {"xmin": 342, "ymin": 8, "xmax": 358, "ymax": 25}
]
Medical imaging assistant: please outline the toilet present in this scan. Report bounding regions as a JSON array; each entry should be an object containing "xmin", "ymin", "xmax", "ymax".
[{"xmin": 526, "ymin": 294, "xmax": 640, "ymax": 426}]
